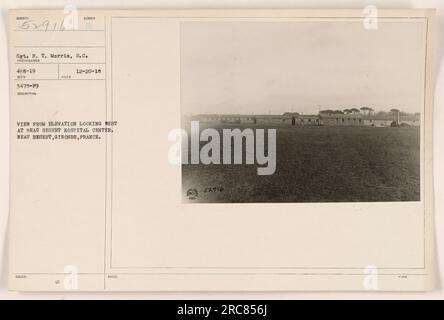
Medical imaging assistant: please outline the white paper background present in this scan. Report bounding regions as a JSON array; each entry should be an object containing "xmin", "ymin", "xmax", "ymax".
[{"xmin": 0, "ymin": 0, "xmax": 443, "ymax": 299}]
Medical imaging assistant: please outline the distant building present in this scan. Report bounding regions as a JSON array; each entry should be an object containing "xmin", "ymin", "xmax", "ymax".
[
  {"xmin": 320, "ymin": 114, "xmax": 363, "ymax": 126},
  {"xmin": 361, "ymin": 114, "xmax": 397, "ymax": 127},
  {"xmin": 399, "ymin": 115, "xmax": 420, "ymax": 127},
  {"xmin": 194, "ymin": 114, "xmax": 222, "ymax": 123},
  {"xmin": 255, "ymin": 115, "xmax": 292, "ymax": 125},
  {"xmin": 192, "ymin": 110, "xmax": 419, "ymax": 128},
  {"xmin": 296, "ymin": 115, "xmax": 321, "ymax": 126}
]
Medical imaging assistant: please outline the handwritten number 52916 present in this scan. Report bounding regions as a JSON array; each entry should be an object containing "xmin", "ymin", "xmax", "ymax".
[{"xmin": 18, "ymin": 19, "xmax": 68, "ymax": 31}]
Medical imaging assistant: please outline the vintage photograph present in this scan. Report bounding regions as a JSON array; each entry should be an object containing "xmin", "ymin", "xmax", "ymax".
[
  {"xmin": 5, "ymin": 7, "xmax": 437, "ymax": 294},
  {"xmin": 181, "ymin": 20, "xmax": 424, "ymax": 203}
]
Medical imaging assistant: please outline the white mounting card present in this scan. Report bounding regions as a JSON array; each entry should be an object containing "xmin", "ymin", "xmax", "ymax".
[{"xmin": 8, "ymin": 8, "xmax": 436, "ymax": 291}]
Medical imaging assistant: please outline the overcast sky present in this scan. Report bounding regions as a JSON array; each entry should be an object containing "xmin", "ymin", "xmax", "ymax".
[{"xmin": 181, "ymin": 20, "xmax": 426, "ymax": 115}]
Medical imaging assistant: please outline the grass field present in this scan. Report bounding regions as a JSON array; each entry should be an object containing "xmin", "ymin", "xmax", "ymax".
[{"xmin": 182, "ymin": 125, "xmax": 420, "ymax": 203}]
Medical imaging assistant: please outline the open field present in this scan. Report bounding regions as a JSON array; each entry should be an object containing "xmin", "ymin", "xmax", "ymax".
[{"xmin": 182, "ymin": 125, "xmax": 420, "ymax": 203}]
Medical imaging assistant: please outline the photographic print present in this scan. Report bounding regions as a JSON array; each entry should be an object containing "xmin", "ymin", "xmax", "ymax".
[
  {"xmin": 181, "ymin": 20, "xmax": 424, "ymax": 203},
  {"xmin": 7, "ymin": 9, "xmax": 435, "ymax": 293}
]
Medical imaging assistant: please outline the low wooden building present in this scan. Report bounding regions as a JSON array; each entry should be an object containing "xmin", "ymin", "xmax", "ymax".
[
  {"xmin": 320, "ymin": 114, "xmax": 363, "ymax": 126},
  {"xmin": 296, "ymin": 115, "xmax": 321, "ymax": 126},
  {"xmin": 362, "ymin": 114, "xmax": 397, "ymax": 127},
  {"xmin": 191, "ymin": 111, "xmax": 419, "ymax": 128},
  {"xmin": 255, "ymin": 115, "xmax": 293, "ymax": 125},
  {"xmin": 399, "ymin": 115, "xmax": 420, "ymax": 127}
]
